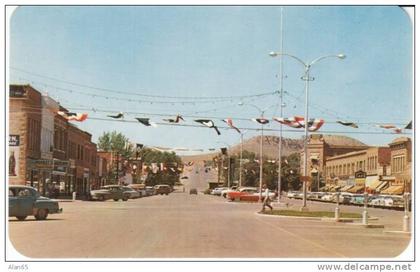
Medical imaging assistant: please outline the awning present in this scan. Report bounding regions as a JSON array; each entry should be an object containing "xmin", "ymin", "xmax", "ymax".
[
  {"xmin": 380, "ymin": 185, "xmax": 404, "ymax": 195},
  {"xmin": 366, "ymin": 177, "xmax": 382, "ymax": 189},
  {"xmin": 347, "ymin": 185, "xmax": 365, "ymax": 193},
  {"xmin": 340, "ymin": 185, "xmax": 354, "ymax": 192},
  {"xmin": 376, "ymin": 181, "xmax": 388, "ymax": 192}
]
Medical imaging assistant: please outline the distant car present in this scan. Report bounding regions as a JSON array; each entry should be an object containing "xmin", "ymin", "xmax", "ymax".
[
  {"xmin": 211, "ymin": 187, "xmax": 227, "ymax": 196},
  {"xmin": 128, "ymin": 184, "xmax": 147, "ymax": 197},
  {"xmin": 154, "ymin": 184, "xmax": 171, "ymax": 195},
  {"xmin": 122, "ymin": 186, "xmax": 141, "ymax": 199},
  {"xmin": 90, "ymin": 185, "xmax": 130, "ymax": 201},
  {"xmin": 145, "ymin": 186, "xmax": 155, "ymax": 196},
  {"xmin": 9, "ymin": 185, "xmax": 62, "ymax": 221},
  {"xmin": 350, "ymin": 194, "xmax": 370, "ymax": 205},
  {"xmin": 287, "ymin": 191, "xmax": 300, "ymax": 199},
  {"xmin": 189, "ymin": 188, "xmax": 198, "ymax": 195},
  {"xmin": 321, "ymin": 193, "xmax": 335, "ymax": 202}
]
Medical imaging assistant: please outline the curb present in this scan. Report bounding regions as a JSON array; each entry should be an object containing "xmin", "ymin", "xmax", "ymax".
[
  {"xmin": 255, "ymin": 212, "xmax": 329, "ymax": 221},
  {"xmin": 349, "ymin": 223, "xmax": 385, "ymax": 228},
  {"xmin": 383, "ymin": 230, "xmax": 411, "ymax": 235}
]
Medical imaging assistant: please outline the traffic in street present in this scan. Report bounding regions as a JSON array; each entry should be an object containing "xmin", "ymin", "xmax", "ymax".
[{"xmin": 8, "ymin": 167, "xmax": 411, "ymax": 259}]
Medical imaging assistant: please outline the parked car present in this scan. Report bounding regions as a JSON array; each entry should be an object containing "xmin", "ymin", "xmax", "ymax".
[
  {"xmin": 339, "ymin": 192, "xmax": 353, "ymax": 204},
  {"xmin": 189, "ymin": 188, "xmax": 198, "ymax": 195},
  {"xmin": 221, "ymin": 186, "xmax": 238, "ymax": 198},
  {"xmin": 287, "ymin": 191, "xmax": 300, "ymax": 199},
  {"xmin": 128, "ymin": 184, "xmax": 147, "ymax": 197},
  {"xmin": 145, "ymin": 186, "xmax": 155, "ymax": 196},
  {"xmin": 122, "ymin": 186, "xmax": 141, "ymax": 199},
  {"xmin": 9, "ymin": 185, "xmax": 63, "ymax": 221},
  {"xmin": 350, "ymin": 194, "xmax": 366, "ymax": 205},
  {"xmin": 211, "ymin": 187, "xmax": 227, "ymax": 196},
  {"xmin": 321, "ymin": 193, "xmax": 335, "ymax": 202},
  {"xmin": 154, "ymin": 184, "xmax": 171, "ymax": 195},
  {"xmin": 90, "ymin": 185, "xmax": 130, "ymax": 201}
]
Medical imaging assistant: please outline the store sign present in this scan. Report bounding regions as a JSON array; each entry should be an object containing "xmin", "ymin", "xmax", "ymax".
[
  {"xmin": 9, "ymin": 135, "xmax": 20, "ymax": 146},
  {"xmin": 10, "ymin": 88, "xmax": 26, "ymax": 97},
  {"xmin": 355, "ymin": 170, "xmax": 367, "ymax": 186}
]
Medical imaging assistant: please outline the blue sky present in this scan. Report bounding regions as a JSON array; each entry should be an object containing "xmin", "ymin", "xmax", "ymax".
[{"xmin": 9, "ymin": 6, "xmax": 413, "ymax": 154}]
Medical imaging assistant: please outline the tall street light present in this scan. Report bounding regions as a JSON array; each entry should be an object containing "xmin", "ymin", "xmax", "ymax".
[
  {"xmin": 218, "ymin": 142, "xmax": 231, "ymax": 188},
  {"xmin": 238, "ymin": 102, "xmax": 276, "ymax": 201},
  {"xmin": 269, "ymin": 52, "xmax": 345, "ymax": 211},
  {"xmin": 239, "ymin": 130, "xmax": 248, "ymax": 188}
]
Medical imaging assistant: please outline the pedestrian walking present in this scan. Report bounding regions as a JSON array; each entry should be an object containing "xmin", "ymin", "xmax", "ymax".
[{"xmin": 261, "ymin": 184, "xmax": 273, "ymax": 212}]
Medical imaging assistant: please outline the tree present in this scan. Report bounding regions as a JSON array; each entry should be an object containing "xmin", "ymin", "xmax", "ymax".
[{"xmin": 97, "ymin": 131, "xmax": 132, "ymax": 158}]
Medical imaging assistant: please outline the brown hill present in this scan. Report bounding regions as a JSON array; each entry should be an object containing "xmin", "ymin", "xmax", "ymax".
[{"xmin": 181, "ymin": 135, "xmax": 303, "ymax": 162}]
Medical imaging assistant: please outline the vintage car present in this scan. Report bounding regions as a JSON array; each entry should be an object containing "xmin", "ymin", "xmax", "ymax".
[
  {"xmin": 9, "ymin": 185, "xmax": 63, "ymax": 221},
  {"xmin": 154, "ymin": 184, "xmax": 171, "ymax": 195},
  {"xmin": 211, "ymin": 187, "xmax": 228, "ymax": 196},
  {"xmin": 227, "ymin": 187, "xmax": 276, "ymax": 202},
  {"xmin": 221, "ymin": 186, "xmax": 238, "ymax": 198},
  {"xmin": 90, "ymin": 185, "xmax": 131, "ymax": 201},
  {"xmin": 122, "ymin": 186, "xmax": 141, "ymax": 199},
  {"xmin": 128, "ymin": 183, "xmax": 147, "ymax": 197}
]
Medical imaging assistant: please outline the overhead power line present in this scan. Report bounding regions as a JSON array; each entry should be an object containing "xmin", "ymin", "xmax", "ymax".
[{"xmin": 11, "ymin": 67, "xmax": 279, "ymax": 101}]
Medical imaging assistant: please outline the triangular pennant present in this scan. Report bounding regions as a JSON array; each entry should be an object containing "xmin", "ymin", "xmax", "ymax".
[
  {"xmin": 337, "ymin": 121, "xmax": 359, "ymax": 128},
  {"xmin": 273, "ymin": 117, "xmax": 303, "ymax": 128},
  {"xmin": 405, "ymin": 121, "xmax": 412, "ymax": 130},
  {"xmin": 222, "ymin": 118, "xmax": 241, "ymax": 133},
  {"xmin": 107, "ymin": 112, "xmax": 124, "ymax": 119},
  {"xmin": 135, "ymin": 118, "xmax": 157, "ymax": 127},
  {"xmin": 252, "ymin": 118, "xmax": 269, "ymax": 125},
  {"xmin": 57, "ymin": 111, "xmax": 88, "ymax": 122},
  {"xmin": 194, "ymin": 119, "xmax": 221, "ymax": 135}
]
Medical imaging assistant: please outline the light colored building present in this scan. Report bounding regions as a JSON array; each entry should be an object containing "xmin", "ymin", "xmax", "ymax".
[
  {"xmin": 381, "ymin": 137, "xmax": 412, "ymax": 194},
  {"xmin": 324, "ymin": 147, "xmax": 391, "ymax": 193}
]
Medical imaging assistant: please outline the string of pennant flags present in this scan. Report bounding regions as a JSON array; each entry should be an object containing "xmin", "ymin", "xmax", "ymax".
[{"xmin": 58, "ymin": 109, "xmax": 412, "ymax": 135}]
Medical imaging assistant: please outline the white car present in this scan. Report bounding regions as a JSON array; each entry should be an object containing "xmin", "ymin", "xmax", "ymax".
[
  {"xmin": 122, "ymin": 186, "xmax": 141, "ymax": 199},
  {"xmin": 287, "ymin": 191, "xmax": 300, "ymax": 199},
  {"xmin": 321, "ymin": 193, "xmax": 335, "ymax": 202},
  {"xmin": 211, "ymin": 187, "xmax": 227, "ymax": 196}
]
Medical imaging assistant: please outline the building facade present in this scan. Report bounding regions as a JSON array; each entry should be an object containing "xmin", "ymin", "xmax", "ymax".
[
  {"xmin": 389, "ymin": 137, "xmax": 412, "ymax": 192},
  {"xmin": 300, "ymin": 134, "xmax": 369, "ymax": 189},
  {"xmin": 9, "ymin": 84, "xmax": 97, "ymax": 198},
  {"xmin": 9, "ymin": 85, "xmax": 42, "ymax": 186}
]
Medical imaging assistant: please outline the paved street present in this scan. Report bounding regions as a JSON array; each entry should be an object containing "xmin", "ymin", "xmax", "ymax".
[{"xmin": 9, "ymin": 167, "xmax": 411, "ymax": 259}]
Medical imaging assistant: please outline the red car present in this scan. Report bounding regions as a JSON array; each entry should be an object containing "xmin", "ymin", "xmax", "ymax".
[{"xmin": 227, "ymin": 187, "xmax": 259, "ymax": 202}]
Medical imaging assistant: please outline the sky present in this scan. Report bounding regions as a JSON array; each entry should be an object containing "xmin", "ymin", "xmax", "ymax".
[{"xmin": 8, "ymin": 6, "xmax": 413, "ymax": 155}]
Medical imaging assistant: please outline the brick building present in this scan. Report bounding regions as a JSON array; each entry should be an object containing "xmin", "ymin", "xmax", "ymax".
[
  {"xmin": 9, "ymin": 84, "xmax": 42, "ymax": 186},
  {"xmin": 300, "ymin": 134, "xmax": 369, "ymax": 189},
  {"xmin": 9, "ymin": 84, "xmax": 97, "ymax": 198},
  {"xmin": 382, "ymin": 137, "xmax": 412, "ymax": 194}
]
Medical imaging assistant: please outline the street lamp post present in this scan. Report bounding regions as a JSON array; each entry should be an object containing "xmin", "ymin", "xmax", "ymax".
[
  {"xmin": 219, "ymin": 143, "xmax": 230, "ymax": 188},
  {"xmin": 239, "ymin": 130, "xmax": 248, "ymax": 188},
  {"xmin": 269, "ymin": 52, "xmax": 345, "ymax": 211},
  {"xmin": 238, "ymin": 102, "xmax": 276, "ymax": 202}
]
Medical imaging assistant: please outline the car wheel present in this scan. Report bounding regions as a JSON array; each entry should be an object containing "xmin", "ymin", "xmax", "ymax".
[
  {"xmin": 16, "ymin": 216, "xmax": 27, "ymax": 221},
  {"xmin": 165, "ymin": 193, "xmax": 168, "ymax": 195},
  {"xmin": 99, "ymin": 195, "xmax": 105, "ymax": 201},
  {"xmin": 35, "ymin": 209, "xmax": 48, "ymax": 220},
  {"xmin": 113, "ymin": 199, "xmax": 119, "ymax": 201},
  {"xmin": 223, "ymin": 194, "xmax": 226, "ymax": 198},
  {"xmin": 122, "ymin": 197, "xmax": 128, "ymax": 201}
]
